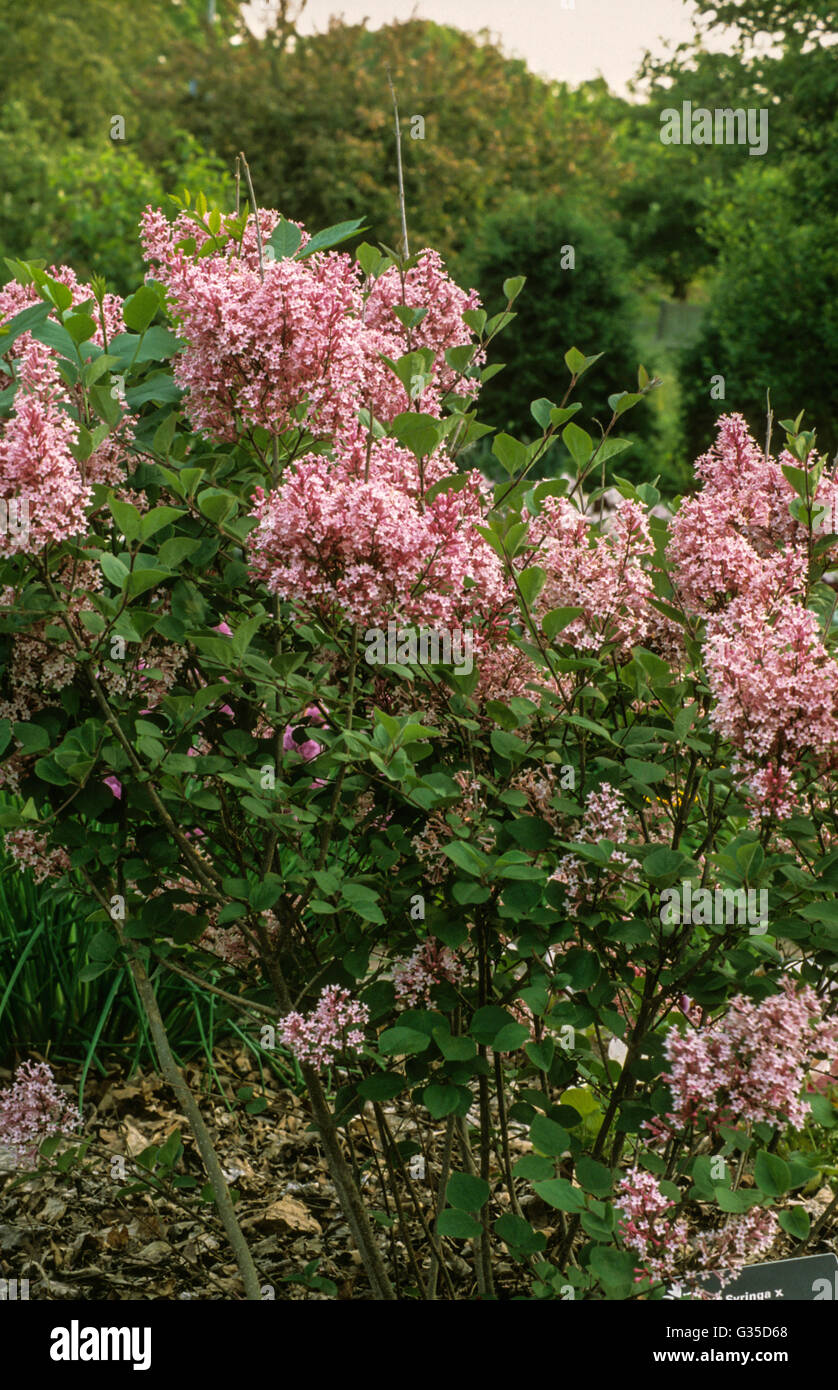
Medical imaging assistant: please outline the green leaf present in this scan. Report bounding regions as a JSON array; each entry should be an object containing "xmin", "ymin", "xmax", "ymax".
[
  {"xmin": 575, "ymin": 1155, "xmax": 612, "ymax": 1196},
  {"xmin": 390, "ymin": 411, "xmax": 442, "ymax": 459},
  {"xmin": 470, "ymin": 1005, "xmax": 520, "ymax": 1047},
  {"xmin": 530, "ymin": 397, "xmax": 555, "ymax": 431},
  {"xmin": 125, "ymin": 372, "xmax": 182, "ymax": 407},
  {"xmin": 808, "ymin": 1092, "xmax": 837, "ymax": 1127},
  {"xmin": 530, "ymin": 1114, "xmax": 569, "ymax": 1156},
  {"xmin": 446, "ymin": 1172, "xmax": 490, "ymax": 1211},
  {"xmin": 158, "ymin": 537, "xmax": 200, "ymax": 568},
  {"xmin": 444, "ymin": 344, "xmax": 476, "ymax": 374},
  {"xmin": 87, "ymin": 929, "xmax": 116, "ymax": 962},
  {"xmin": 507, "ymin": 817, "xmax": 552, "ymax": 852},
  {"xmin": 391, "ymin": 305, "xmax": 429, "ymax": 331},
  {"xmin": 533, "ymin": 1178, "xmax": 586, "ymax": 1213},
  {"xmin": 378, "ymin": 1026, "xmax": 431, "ymax": 1056},
  {"xmin": 524, "ymin": 1039, "xmax": 555, "ymax": 1073},
  {"xmin": 799, "ymin": 901, "xmax": 838, "ymax": 927},
  {"xmin": 513, "ymin": 1153, "xmax": 554, "ymax": 1181},
  {"xmin": 442, "ymin": 839, "xmax": 487, "ymax": 877},
  {"xmin": 502, "ymin": 275, "xmax": 526, "ymax": 303},
  {"xmin": 122, "ymin": 285, "xmax": 161, "ymax": 334},
  {"xmin": 714, "ymin": 1186, "xmax": 758, "ymax": 1213},
  {"xmin": 490, "ymin": 729, "xmax": 527, "ymax": 762},
  {"xmin": 625, "ymin": 758, "xmax": 667, "ymax": 785},
  {"xmin": 14, "ymin": 722, "xmax": 51, "ymax": 753},
  {"xmin": 269, "ymin": 218, "xmax": 303, "ymax": 259},
  {"xmin": 543, "ymin": 606, "xmax": 584, "ymax": 639},
  {"xmin": 197, "ymin": 490, "xmax": 237, "ymax": 524},
  {"xmin": 100, "ymin": 553, "xmax": 129, "ymax": 589},
  {"xmin": 643, "ymin": 846, "xmax": 688, "ymax": 880},
  {"xmin": 433, "ymin": 1029, "xmax": 477, "ymax": 1062},
  {"xmin": 494, "ymin": 1212, "xmax": 545, "ymax": 1255},
  {"xmin": 357, "ymin": 1073, "xmax": 404, "ymax": 1102},
  {"xmin": 108, "ymin": 497, "xmax": 142, "ymax": 542},
  {"xmin": 423, "ymin": 1084, "xmax": 462, "ymax": 1118},
  {"xmin": 63, "ymin": 311, "xmax": 97, "ymax": 345},
  {"xmin": 564, "ymin": 347, "xmax": 603, "ymax": 378},
  {"xmin": 778, "ymin": 1206, "xmax": 810, "ymax": 1241},
  {"xmin": 754, "ymin": 1150, "xmax": 791, "ymax": 1197},
  {"xmin": 356, "ymin": 241, "xmax": 386, "ymax": 277},
  {"xmin": 590, "ymin": 1246, "xmax": 635, "ymax": 1296},
  {"xmin": 297, "ymin": 218, "xmax": 366, "ymax": 258},
  {"xmin": 126, "ymin": 569, "xmax": 170, "ymax": 599},
  {"xmin": 492, "ymin": 432, "xmax": 528, "ymax": 475},
  {"xmin": 608, "ymin": 391, "xmax": 643, "ymax": 417},
  {"xmin": 0, "ymin": 301, "xmax": 50, "ymax": 354},
  {"xmin": 493, "ymin": 1022, "xmax": 531, "ymax": 1051},
  {"xmin": 437, "ymin": 1209, "xmax": 482, "ymax": 1240},
  {"xmin": 139, "ymin": 506, "xmax": 184, "ymax": 542},
  {"xmin": 562, "ymin": 422, "xmax": 592, "ymax": 469},
  {"xmin": 108, "ymin": 326, "xmax": 183, "ymax": 364},
  {"xmin": 517, "ymin": 565, "xmax": 546, "ymax": 607},
  {"xmin": 30, "ymin": 315, "xmax": 81, "ymax": 361}
]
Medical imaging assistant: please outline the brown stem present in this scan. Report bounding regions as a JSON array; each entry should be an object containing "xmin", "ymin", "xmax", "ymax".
[
  {"xmin": 238, "ymin": 151, "xmax": 265, "ymax": 282},
  {"xmin": 79, "ymin": 877, "xmax": 262, "ymax": 1301},
  {"xmin": 427, "ymin": 1114, "xmax": 457, "ymax": 1300},
  {"xmin": 249, "ymin": 914, "xmax": 396, "ymax": 1299}
]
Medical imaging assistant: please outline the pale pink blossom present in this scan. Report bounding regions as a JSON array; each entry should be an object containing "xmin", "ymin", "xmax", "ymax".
[
  {"xmin": 0, "ymin": 341, "xmax": 89, "ymax": 553},
  {"xmin": 0, "ymin": 1060, "xmax": 80, "ymax": 1167},
  {"xmin": 5, "ymin": 827, "xmax": 71, "ymax": 883},
  {"xmin": 651, "ymin": 980, "xmax": 838, "ymax": 1138},
  {"xmin": 704, "ymin": 593, "xmax": 838, "ymax": 818},
  {"xmin": 527, "ymin": 496, "xmax": 655, "ymax": 656},
  {"xmin": 248, "ymin": 437, "xmax": 507, "ymax": 630},
  {"xmin": 393, "ymin": 938, "xmax": 465, "ymax": 1007},
  {"xmin": 280, "ymin": 986, "xmax": 369, "ymax": 1069},
  {"xmin": 616, "ymin": 1166, "xmax": 778, "ymax": 1295}
]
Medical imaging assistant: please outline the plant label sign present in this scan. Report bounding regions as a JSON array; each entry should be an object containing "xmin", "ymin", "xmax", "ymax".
[{"xmin": 702, "ymin": 1252, "xmax": 838, "ymax": 1301}]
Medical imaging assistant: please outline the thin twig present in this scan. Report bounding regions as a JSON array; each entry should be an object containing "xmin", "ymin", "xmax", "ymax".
[
  {"xmin": 386, "ymin": 68, "xmax": 409, "ymax": 258},
  {"xmin": 238, "ymin": 151, "xmax": 265, "ymax": 282},
  {"xmin": 79, "ymin": 869, "xmax": 262, "ymax": 1301}
]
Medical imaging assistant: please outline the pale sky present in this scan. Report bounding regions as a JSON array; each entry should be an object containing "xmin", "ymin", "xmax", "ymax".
[{"xmin": 243, "ymin": 0, "xmax": 706, "ymax": 93}]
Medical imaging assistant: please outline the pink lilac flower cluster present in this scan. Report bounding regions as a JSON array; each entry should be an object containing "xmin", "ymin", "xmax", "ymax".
[
  {"xmin": 527, "ymin": 496, "xmax": 655, "ymax": 657},
  {"xmin": 0, "ymin": 1059, "xmax": 80, "ymax": 1167},
  {"xmin": 140, "ymin": 210, "xmax": 482, "ymax": 445},
  {"xmin": 667, "ymin": 414, "xmax": 810, "ymax": 615},
  {"xmin": 667, "ymin": 415, "xmax": 838, "ymax": 818},
  {"xmin": 141, "ymin": 206, "xmax": 369, "ymax": 442},
  {"xmin": 550, "ymin": 782, "xmax": 632, "ymax": 916},
  {"xmin": 5, "ymin": 827, "xmax": 71, "ymax": 884},
  {"xmin": 649, "ymin": 980, "xmax": 838, "ymax": 1140},
  {"xmin": 393, "ymin": 937, "xmax": 465, "ymax": 1007},
  {"xmin": 703, "ymin": 593, "xmax": 838, "ymax": 820},
  {"xmin": 0, "ymin": 266, "xmax": 123, "ymax": 351},
  {"xmin": 359, "ymin": 247, "xmax": 484, "ymax": 421},
  {"xmin": 280, "ymin": 986, "xmax": 370, "ymax": 1069},
  {"xmin": 616, "ymin": 1165, "xmax": 777, "ymax": 1295},
  {"xmin": 616, "ymin": 1165, "xmax": 689, "ymax": 1283},
  {"xmin": 0, "ymin": 340, "xmax": 89, "ymax": 554},
  {"xmin": 0, "ymin": 270, "xmax": 138, "ymax": 552},
  {"xmin": 248, "ymin": 435, "xmax": 508, "ymax": 632}
]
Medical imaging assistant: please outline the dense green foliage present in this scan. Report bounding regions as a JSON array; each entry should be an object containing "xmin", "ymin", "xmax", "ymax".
[{"xmin": 461, "ymin": 196, "xmax": 652, "ymax": 475}]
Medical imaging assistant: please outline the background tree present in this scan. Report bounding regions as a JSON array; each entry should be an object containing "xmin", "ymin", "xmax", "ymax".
[
  {"xmin": 155, "ymin": 17, "xmax": 634, "ymax": 269},
  {"xmin": 460, "ymin": 194, "xmax": 658, "ymax": 482}
]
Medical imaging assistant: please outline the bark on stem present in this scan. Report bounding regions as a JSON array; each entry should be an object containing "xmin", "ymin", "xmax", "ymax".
[
  {"xmin": 250, "ymin": 913, "xmax": 396, "ymax": 1299},
  {"xmin": 111, "ymin": 918, "xmax": 261, "ymax": 1299}
]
